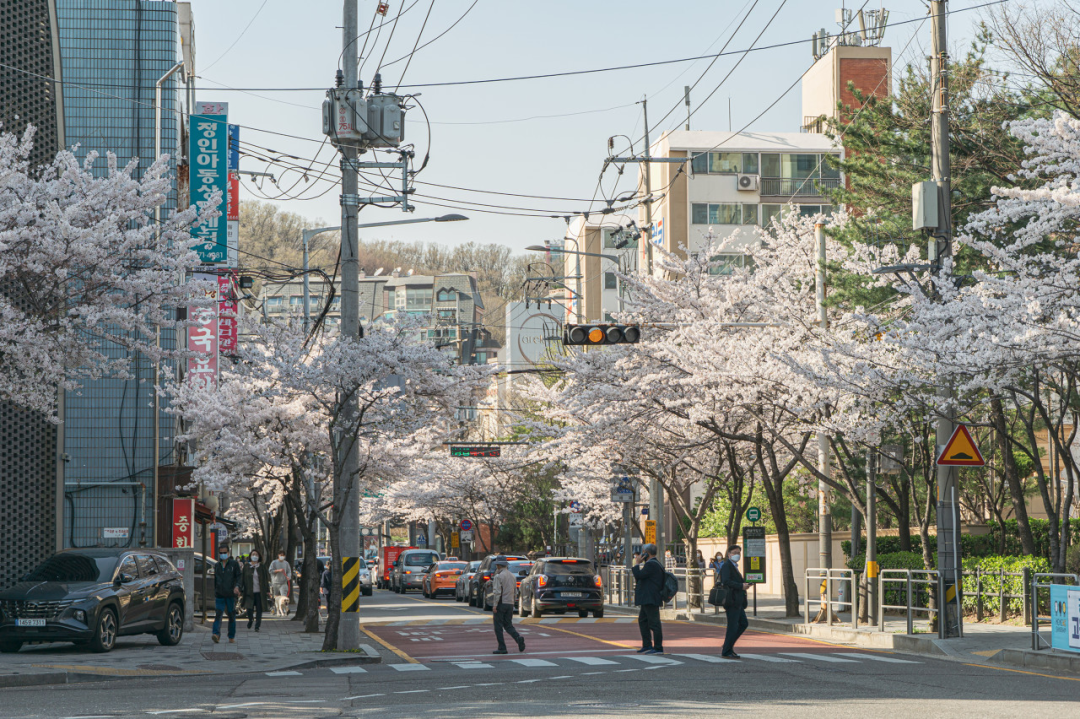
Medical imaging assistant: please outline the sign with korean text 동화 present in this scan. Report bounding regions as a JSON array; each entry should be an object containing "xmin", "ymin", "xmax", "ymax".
[
  {"xmin": 187, "ymin": 272, "xmax": 219, "ymax": 387},
  {"xmin": 742, "ymin": 525, "xmax": 767, "ymax": 583},
  {"xmin": 189, "ymin": 115, "xmax": 229, "ymax": 264},
  {"xmin": 172, "ymin": 498, "xmax": 195, "ymax": 549},
  {"xmin": 218, "ymin": 273, "xmax": 237, "ymax": 355}
]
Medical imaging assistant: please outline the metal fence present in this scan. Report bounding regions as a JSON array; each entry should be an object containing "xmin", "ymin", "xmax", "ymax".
[
  {"xmin": 601, "ymin": 565, "xmax": 728, "ymax": 615},
  {"xmin": 804, "ymin": 568, "xmax": 859, "ymax": 629},
  {"xmin": 1030, "ymin": 572, "xmax": 1079, "ymax": 651},
  {"xmin": 877, "ymin": 569, "xmax": 942, "ymax": 636},
  {"xmin": 963, "ymin": 566, "xmax": 1031, "ymax": 624}
]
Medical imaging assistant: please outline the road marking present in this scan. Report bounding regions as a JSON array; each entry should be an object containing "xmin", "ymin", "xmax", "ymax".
[
  {"xmin": 510, "ymin": 658, "xmax": 558, "ymax": 667},
  {"xmin": 394, "ymin": 690, "xmax": 429, "ymax": 694},
  {"xmin": 581, "ymin": 671, "xmax": 607, "ymax": 675},
  {"xmin": 265, "ymin": 670, "xmax": 302, "ymax": 676},
  {"xmin": 614, "ymin": 668, "xmax": 640, "ymax": 672},
  {"xmin": 547, "ymin": 675, "xmax": 573, "ymax": 680},
  {"xmin": 614, "ymin": 618, "xmax": 635, "ymax": 623},
  {"xmin": 624, "ymin": 654, "xmax": 682, "ymax": 665},
  {"xmin": 453, "ymin": 662, "xmax": 493, "ymax": 669},
  {"xmin": 539, "ymin": 618, "xmax": 561, "ymax": 623},
  {"xmin": 329, "ymin": 666, "xmax": 368, "ymax": 674},
  {"xmin": 146, "ymin": 711, "xmax": 207, "ymax": 716},
  {"xmin": 361, "ymin": 625, "xmax": 419, "ymax": 664},
  {"xmin": 739, "ymin": 654, "xmax": 801, "ymax": 663},
  {"xmin": 576, "ymin": 617, "xmax": 598, "ymax": 623},
  {"xmin": 674, "ymin": 653, "xmax": 734, "ymax": 663},
  {"xmin": 780, "ymin": 653, "xmax": 860, "ymax": 663},
  {"xmin": 836, "ymin": 652, "xmax": 920, "ymax": 664},
  {"xmin": 963, "ymin": 663, "xmax": 1080, "ymax": 683},
  {"xmin": 517, "ymin": 678, "xmax": 543, "ymax": 683},
  {"xmin": 532, "ymin": 622, "xmax": 637, "ymax": 650},
  {"xmin": 437, "ymin": 686, "xmax": 471, "ymax": 690},
  {"xmin": 343, "ymin": 694, "xmax": 385, "ymax": 699},
  {"xmin": 389, "ymin": 664, "xmax": 430, "ymax": 672},
  {"xmin": 564, "ymin": 656, "xmax": 619, "ymax": 666},
  {"xmin": 218, "ymin": 704, "xmax": 269, "ymax": 709}
]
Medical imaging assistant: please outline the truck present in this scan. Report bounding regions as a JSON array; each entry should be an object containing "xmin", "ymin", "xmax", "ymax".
[{"xmin": 379, "ymin": 545, "xmax": 415, "ymax": 589}]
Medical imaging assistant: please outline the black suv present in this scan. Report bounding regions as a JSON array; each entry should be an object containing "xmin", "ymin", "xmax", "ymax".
[
  {"xmin": 467, "ymin": 554, "xmax": 528, "ymax": 611},
  {"xmin": 518, "ymin": 557, "xmax": 604, "ymax": 618},
  {"xmin": 0, "ymin": 548, "xmax": 186, "ymax": 653}
]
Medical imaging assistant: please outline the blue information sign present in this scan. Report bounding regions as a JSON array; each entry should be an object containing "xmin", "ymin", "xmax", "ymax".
[
  {"xmin": 228, "ymin": 124, "xmax": 240, "ymax": 171},
  {"xmin": 1050, "ymin": 584, "xmax": 1080, "ymax": 653},
  {"xmin": 189, "ymin": 115, "xmax": 229, "ymax": 264}
]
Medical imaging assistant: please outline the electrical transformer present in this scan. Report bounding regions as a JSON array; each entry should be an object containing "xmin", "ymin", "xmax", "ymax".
[
  {"xmin": 322, "ymin": 88, "xmax": 368, "ymax": 146},
  {"xmin": 365, "ymin": 93, "xmax": 404, "ymax": 148}
]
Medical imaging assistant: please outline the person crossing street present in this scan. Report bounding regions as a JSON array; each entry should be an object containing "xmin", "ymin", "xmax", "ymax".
[
  {"xmin": 632, "ymin": 543, "xmax": 665, "ymax": 654},
  {"xmin": 211, "ymin": 543, "xmax": 242, "ymax": 644},
  {"xmin": 719, "ymin": 545, "xmax": 752, "ymax": 658},
  {"xmin": 490, "ymin": 557, "xmax": 525, "ymax": 655}
]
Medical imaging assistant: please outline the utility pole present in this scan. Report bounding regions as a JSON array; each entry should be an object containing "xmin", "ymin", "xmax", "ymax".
[
  {"xmin": 930, "ymin": 0, "xmax": 960, "ymax": 638},
  {"xmin": 684, "ymin": 86, "xmax": 691, "ymax": 131},
  {"xmin": 337, "ymin": 0, "xmax": 361, "ymax": 651},
  {"xmin": 866, "ymin": 449, "xmax": 877, "ymax": 625},
  {"xmin": 814, "ymin": 222, "xmax": 832, "ymax": 573}
]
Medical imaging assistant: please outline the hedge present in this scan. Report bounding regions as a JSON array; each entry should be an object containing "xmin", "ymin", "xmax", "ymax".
[{"xmin": 842, "ymin": 533, "xmax": 996, "ymax": 560}]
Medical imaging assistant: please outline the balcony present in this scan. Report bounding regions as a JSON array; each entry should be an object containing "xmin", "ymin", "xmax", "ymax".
[{"xmin": 760, "ymin": 177, "xmax": 841, "ymax": 198}]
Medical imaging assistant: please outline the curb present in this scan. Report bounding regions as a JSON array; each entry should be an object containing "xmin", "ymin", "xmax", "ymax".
[{"xmin": 0, "ymin": 646, "xmax": 381, "ymax": 689}]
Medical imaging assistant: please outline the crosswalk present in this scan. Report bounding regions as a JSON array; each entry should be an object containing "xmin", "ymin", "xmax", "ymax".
[{"xmin": 301, "ymin": 651, "xmax": 919, "ymax": 678}]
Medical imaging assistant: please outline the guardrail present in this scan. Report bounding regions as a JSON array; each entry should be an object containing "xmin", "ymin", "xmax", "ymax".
[
  {"xmin": 878, "ymin": 568, "xmax": 942, "ymax": 637},
  {"xmin": 601, "ymin": 565, "xmax": 725, "ymax": 614},
  {"xmin": 964, "ymin": 566, "xmax": 1031, "ymax": 624},
  {"xmin": 1030, "ymin": 572, "xmax": 1079, "ymax": 651},
  {"xmin": 805, "ymin": 568, "xmax": 859, "ymax": 629}
]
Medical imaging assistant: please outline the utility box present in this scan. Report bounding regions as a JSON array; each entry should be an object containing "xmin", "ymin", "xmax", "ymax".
[
  {"xmin": 912, "ymin": 181, "xmax": 939, "ymax": 230},
  {"xmin": 322, "ymin": 89, "xmax": 369, "ymax": 145},
  {"xmin": 365, "ymin": 93, "xmax": 404, "ymax": 148}
]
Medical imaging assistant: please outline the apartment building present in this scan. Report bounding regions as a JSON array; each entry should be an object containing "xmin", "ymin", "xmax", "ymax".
[{"xmin": 560, "ymin": 215, "xmax": 639, "ymax": 324}]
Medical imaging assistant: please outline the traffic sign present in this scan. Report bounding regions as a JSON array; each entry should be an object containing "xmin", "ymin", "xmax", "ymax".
[
  {"xmin": 743, "ymin": 525, "xmax": 766, "ymax": 583},
  {"xmin": 570, "ymin": 501, "xmax": 582, "ymax": 513},
  {"xmin": 460, "ymin": 519, "xmax": 473, "ymax": 531},
  {"xmin": 611, "ymin": 475, "xmax": 635, "ymax": 503},
  {"xmin": 936, "ymin": 424, "xmax": 985, "ymax": 466},
  {"xmin": 417, "ymin": 533, "xmax": 427, "ymax": 545},
  {"xmin": 747, "ymin": 507, "xmax": 762, "ymax": 523},
  {"xmin": 460, "ymin": 530, "xmax": 474, "ymax": 541},
  {"xmin": 451, "ymin": 531, "xmax": 460, "ymax": 549},
  {"xmin": 450, "ymin": 445, "xmax": 501, "ymax": 458},
  {"xmin": 644, "ymin": 520, "xmax": 656, "ymax": 544}
]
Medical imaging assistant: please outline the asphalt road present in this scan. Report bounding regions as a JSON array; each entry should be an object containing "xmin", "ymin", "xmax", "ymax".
[{"xmin": 5, "ymin": 588, "xmax": 1079, "ymax": 718}]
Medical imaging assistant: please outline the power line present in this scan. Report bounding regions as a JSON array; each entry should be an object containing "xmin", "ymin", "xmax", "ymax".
[{"xmin": 202, "ymin": 0, "xmax": 270, "ymax": 73}]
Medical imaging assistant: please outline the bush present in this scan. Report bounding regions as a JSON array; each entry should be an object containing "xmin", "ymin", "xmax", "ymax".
[
  {"xmin": 987, "ymin": 518, "xmax": 1080, "ymax": 561},
  {"xmin": 847, "ymin": 551, "xmax": 933, "ymax": 608},
  {"xmin": 961, "ymin": 554, "xmax": 1050, "ymax": 619},
  {"xmin": 843, "ymin": 533, "xmax": 997, "ymax": 561},
  {"xmin": 1067, "ymin": 545, "xmax": 1080, "ymax": 576}
]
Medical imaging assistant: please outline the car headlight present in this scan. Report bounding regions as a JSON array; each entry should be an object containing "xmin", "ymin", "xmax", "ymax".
[{"xmin": 73, "ymin": 609, "xmax": 86, "ymax": 623}]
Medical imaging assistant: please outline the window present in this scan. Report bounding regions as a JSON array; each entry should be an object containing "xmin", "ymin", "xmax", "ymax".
[
  {"xmin": 605, "ymin": 272, "xmax": 618, "ymax": 290},
  {"xmin": 604, "ymin": 312, "xmax": 615, "ymax": 322},
  {"xmin": 289, "ymin": 295, "xmax": 303, "ymax": 307},
  {"xmin": 709, "ymin": 204, "xmax": 740, "ymax": 225},
  {"xmin": 821, "ymin": 154, "xmax": 841, "ymax": 179},
  {"xmin": 708, "ymin": 253, "xmax": 747, "ymax": 276},
  {"xmin": 385, "ymin": 288, "xmax": 395, "ymax": 309},
  {"xmin": 266, "ymin": 296, "xmax": 283, "ymax": 308},
  {"xmin": 703, "ymin": 152, "xmax": 758, "ymax": 174},
  {"xmin": 761, "ymin": 204, "xmax": 787, "ymax": 226},
  {"xmin": 741, "ymin": 153, "xmax": 759, "ymax": 174},
  {"xmin": 691, "ymin": 152, "xmax": 708, "ymax": 175},
  {"xmin": 117, "ymin": 555, "xmax": 139, "ymax": 579},
  {"xmin": 436, "ymin": 288, "xmax": 455, "ymax": 302},
  {"xmin": 330, "ymin": 296, "xmax": 341, "ymax": 308},
  {"xmin": 761, "ymin": 153, "xmax": 839, "ymax": 180},
  {"xmin": 603, "ymin": 228, "xmax": 637, "ymax": 249},
  {"xmin": 798, "ymin": 204, "xmax": 834, "ymax": 217},
  {"xmin": 438, "ymin": 308, "xmax": 456, "ymax": 320},
  {"xmin": 692, "ymin": 203, "xmax": 709, "ymax": 225},
  {"xmin": 405, "ymin": 287, "xmax": 432, "ymax": 311},
  {"xmin": 136, "ymin": 555, "xmax": 157, "ymax": 576},
  {"xmin": 692, "ymin": 203, "xmax": 758, "ymax": 225},
  {"xmin": 741, "ymin": 204, "xmax": 758, "ymax": 225}
]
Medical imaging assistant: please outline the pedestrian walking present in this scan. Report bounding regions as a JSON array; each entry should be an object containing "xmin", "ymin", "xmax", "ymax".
[
  {"xmin": 320, "ymin": 562, "xmax": 332, "ymax": 613},
  {"xmin": 211, "ymin": 543, "xmax": 242, "ymax": 644},
  {"xmin": 490, "ymin": 556, "xmax": 525, "ymax": 655},
  {"xmin": 241, "ymin": 551, "xmax": 271, "ymax": 632},
  {"xmin": 664, "ymin": 549, "xmax": 676, "ymax": 571},
  {"xmin": 719, "ymin": 545, "xmax": 752, "ymax": 658},
  {"xmin": 269, "ymin": 551, "xmax": 292, "ymax": 616},
  {"xmin": 632, "ymin": 543, "xmax": 664, "ymax": 655}
]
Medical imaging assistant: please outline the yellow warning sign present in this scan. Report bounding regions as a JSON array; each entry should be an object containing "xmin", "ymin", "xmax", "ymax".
[
  {"xmin": 936, "ymin": 424, "xmax": 985, "ymax": 466},
  {"xmin": 644, "ymin": 520, "xmax": 656, "ymax": 545},
  {"xmin": 451, "ymin": 531, "xmax": 460, "ymax": 549}
]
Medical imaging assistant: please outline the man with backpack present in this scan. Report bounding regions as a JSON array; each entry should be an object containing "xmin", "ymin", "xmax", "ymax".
[
  {"xmin": 632, "ymin": 543, "xmax": 669, "ymax": 655},
  {"xmin": 718, "ymin": 544, "xmax": 752, "ymax": 658}
]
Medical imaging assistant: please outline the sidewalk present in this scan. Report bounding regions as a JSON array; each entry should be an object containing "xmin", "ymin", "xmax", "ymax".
[
  {"xmin": 0, "ymin": 611, "xmax": 380, "ymax": 688},
  {"xmin": 606, "ymin": 592, "xmax": 1080, "ymax": 675}
]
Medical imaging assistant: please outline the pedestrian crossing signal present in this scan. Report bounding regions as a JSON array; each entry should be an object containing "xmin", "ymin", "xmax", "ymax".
[{"xmin": 563, "ymin": 324, "xmax": 641, "ymax": 345}]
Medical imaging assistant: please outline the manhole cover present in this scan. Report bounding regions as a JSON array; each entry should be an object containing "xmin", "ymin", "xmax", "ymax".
[
  {"xmin": 201, "ymin": 652, "xmax": 246, "ymax": 660},
  {"xmin": 137, "ymin": 664, "xmax": 183, "ymax": 671}
]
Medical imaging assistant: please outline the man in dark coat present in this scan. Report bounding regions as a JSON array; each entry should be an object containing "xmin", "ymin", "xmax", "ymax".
[
  {"xmin": 719, "ymin": 544, "xmax": 752, "ymax": 658},
  {"xmin": 212, "ymin": 542, "xmax": 243, "ymax": 643},
  {"xmin": 631, "ymin": 542, "xmax": 664, "ymax": 654}
]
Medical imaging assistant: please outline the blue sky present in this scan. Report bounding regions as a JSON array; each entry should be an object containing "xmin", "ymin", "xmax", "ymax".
[{"xmin": 190, "ymin": 0, "xmax": 1000, "ymax": 254}]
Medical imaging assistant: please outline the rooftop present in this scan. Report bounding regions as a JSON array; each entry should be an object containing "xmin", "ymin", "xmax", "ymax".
[{"xmin": 658, "ymin": 129, "xmax": 840, "ymax": 154}]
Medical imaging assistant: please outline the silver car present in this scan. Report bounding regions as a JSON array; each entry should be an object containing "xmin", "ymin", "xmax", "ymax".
[
  {"xmin": 392, "ymin": 549, "xmax": 440, "ymax": 594},
  {"xmin": 358, "ymin": 564, "xmax": 373, "ymax": 596}
]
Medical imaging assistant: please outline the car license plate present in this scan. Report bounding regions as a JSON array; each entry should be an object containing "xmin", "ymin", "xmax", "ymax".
[
  {"xmin": 562, "ymin": 592, "xmax": 584, "ymax": 598},
  {"xmin": 16, "ymin": 618, "xmax": 45, "ymax": 627}
]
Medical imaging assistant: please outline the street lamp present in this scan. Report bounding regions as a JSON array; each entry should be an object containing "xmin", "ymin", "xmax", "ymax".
[{"xmin": 301, "ymin": 215, "xmax": 469, "ymax": 332}]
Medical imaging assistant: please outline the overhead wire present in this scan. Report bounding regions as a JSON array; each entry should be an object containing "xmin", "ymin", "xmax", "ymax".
[
  {"xmin": 201, "ymin": 0, "xmax": 269, "ymax": 73},
  {"xmin": 397, "ymin": 0, "xmax": 437, "ymax": 86}
]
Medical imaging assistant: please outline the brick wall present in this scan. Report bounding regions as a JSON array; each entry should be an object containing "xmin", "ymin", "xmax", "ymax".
[{"xmin": 839, "ymin": 57, "xmax": 890, "ymax": 113}]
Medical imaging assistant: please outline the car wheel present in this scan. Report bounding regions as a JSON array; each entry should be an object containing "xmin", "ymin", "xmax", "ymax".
[
  {"xmin": 593, "ymin": 608, "xmax": 604, "ymax": 618},
  {"xmin": 578, "ymin": 609, "xmax": 589, "ymax": 618},
  {"xmin": 482, "ymin": 591, "xmax": 492, "ymax": 612},
  {"xmin": 0, "ymin": 640, "xmax": 22, "ymax": 654},
  {"xmin": 157, "ymin": 602, "xmax": 184, "ymax": 646},
  {"xmin": 363, "ymin": 588, "xmax": 372, "ymax": 596},
  {"xmin": 90, "ymin": 608, "xmax": 117, "ymax": 653},
  {"xmin": 532, "ymin": 596, "xmax": 543, "ymax": 619},
  {"xmin": 468, "ymin": 589, "xmax": 476, "ymax": 607}
]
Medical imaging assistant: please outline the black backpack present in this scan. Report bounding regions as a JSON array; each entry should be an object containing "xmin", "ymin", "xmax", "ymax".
[{"xmin": 660, "ymin": 569, "xmax": 679, "ymax": 603}]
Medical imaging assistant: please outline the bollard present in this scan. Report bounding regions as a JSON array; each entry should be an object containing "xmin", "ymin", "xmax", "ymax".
[
  {"xmin": 976, "ymin": 568, "xmax": 983, "ymax": 621},
  {"xmin": 906, "ymin": 569, "xmax": 913, "ymax": 635},
  {"xmin": 1023, "ymin": 566, "xmax": 1032, "ymax": 626},
  {"xmin": 999, "ymin": 568, "xmax": 1006, "ymax": 622}
]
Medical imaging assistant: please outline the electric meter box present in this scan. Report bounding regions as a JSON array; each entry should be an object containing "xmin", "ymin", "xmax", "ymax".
[
  {"xmin": 322, "ymin": 89, "xmax": 368, "ymax": 145},
  {"xmin": 912, "ymin": 181, "xmax": 939, "ymax": 231},
  {"xmin": 365, "ymin": 94, "xmax": 404, "ymax": 148}
]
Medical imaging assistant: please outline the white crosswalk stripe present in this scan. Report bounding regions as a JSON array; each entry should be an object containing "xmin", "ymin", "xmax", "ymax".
[
  {"xmin": 672, "ymin": 653, "xmax": 734, "ymax": 663},
  {"xmin": 453, "ymin": 662, "xmax": 493, "ymax": 669},
  {"xmin": 780, "ymin": 652, "xmax": 860, "ymax": 663},
  {"xmin": 740, "ymin": 654, "xmax": 801, "ymax": 663},
  {"xmin": 834, "ymin": 652, "xmax": 920, "ymax": 664},
  {"xmin": 510, "ymin": 658, "xmax": 558, "ymax": 667},
  {"xmin": 623, "ymin": 654, "xmax": 683, "ymax": 665},
  {"xmin": 563, "ymin": 656, "xmax": 619, "ymax": 666},
  {"xmin": 329, "ymin": 666, "xmax": 367, "ymax": 674},
  {"xmin": 265, "ymin": 671, "xmax": 302, "ymax": 676},
  {"xmin": 389, "ymin": 664, "xmax": 430, "ymax": 671}
]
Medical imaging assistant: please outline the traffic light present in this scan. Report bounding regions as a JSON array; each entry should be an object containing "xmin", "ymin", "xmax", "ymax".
[{"xmin": 563, "ymin": 323, "xmax": 641, "ymax": 346}]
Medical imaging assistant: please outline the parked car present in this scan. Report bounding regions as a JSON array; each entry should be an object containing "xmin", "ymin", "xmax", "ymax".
[
  {"xmin": 518, "ymin": 557, "xmax": 603, "ymax": 619},
  {"xmin": 454, "ymin": 561, "xmax": 481, "ymax": 602},
  {"xmin": 467, "ymin": 554, "xmax": 528, "ymax": 610},
  {"xmin": 482, "ymin": 560, "xmax": 533, "ymax": 611},
  {"xmin": 192, "ymin": 553, "xmax": 217, "ymax": 612},
  {"xmin": 379, "ymin": 546, "xmax": 414, "ymax": 589},
  {"xmin": 358, "ymin": 563, "xmax": 373, "ymax": 596},
  {"xmin": 0, "ymin": 548, "xmax": 186, "ymax": 654},
  {"xmin": 390, "ymin": 549, "xmax": 441, "ymax": 594},
  {"xmin": 421, "ymin": 560, "xmax": 468, "ymax": 599}
]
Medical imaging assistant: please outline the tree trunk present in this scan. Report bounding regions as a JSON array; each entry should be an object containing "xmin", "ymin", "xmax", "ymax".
[
  {"xmin": 285, "ymin": 498, "xmax": 299, "ymax": 576},
  {"xmin": 321, "ymin": 518, "xmax": 341, "ymax": 651},
  {"xmin": 761, "ymin": 474, "xmax": 799, "ymax": 616},
  {"xmin": 992, "ymin": 398, "xmax": 1037, "ymax": 555}
]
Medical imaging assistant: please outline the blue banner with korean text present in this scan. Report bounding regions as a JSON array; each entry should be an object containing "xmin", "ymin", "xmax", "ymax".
[
  {"xmin": 189, "ymin": 114, "xmax": 228, "ymax": 264},
  {"xmin": 1050, "ymin": 584, "xmax": 1080, "ymax": 653}
]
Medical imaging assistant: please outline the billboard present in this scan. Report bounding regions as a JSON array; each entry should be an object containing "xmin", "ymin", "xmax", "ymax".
[
  {"xmin": 218, "ymin": 273, "xmax": 237, "ymax": 356},
  {"xmin": 172, "ymin": 498, "xmax": 195, "ymax": 549},
  {"xmin": 187, "ymin": 272, "xmax": 219, "ymax": 387},
  {"xmin": 189, "ymin": 115, "xmax": 229, "ymax": 264}
]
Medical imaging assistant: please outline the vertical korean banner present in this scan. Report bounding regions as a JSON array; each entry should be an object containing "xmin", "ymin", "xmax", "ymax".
[
  {"xmin": 187, "ymin": 272, "xmax": 219, "ymax": 387},
  {"xmin": 218, "ymin": 273, "xmax": 237, "ymax": 356},
  {"xmin": 172, "ymin": 498, "xmax": 195, "ymax": 549},
  {"xmin": 189, "ymin": 115, "xmax": 228, "ymax": 264},
  {"xmin": 227, "ymin": 123, "xmax": 240, "ymax": 269}
]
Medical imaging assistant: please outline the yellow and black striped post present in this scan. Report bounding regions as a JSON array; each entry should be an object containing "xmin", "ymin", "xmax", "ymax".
[{"xmin": 342, "ymin": 557, "xmax": 360, "ymax": 613}]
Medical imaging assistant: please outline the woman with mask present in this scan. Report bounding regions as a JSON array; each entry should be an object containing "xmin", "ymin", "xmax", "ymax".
[
  {"xmin": 719, "ymin": 545, "xmax": 752, "ymax": 658},
  {"xmin": 269, "ymin": 552, "xmax": 293, "ymax": 616},
  {"xmin": 710, "ymin": 551, "xmax": 725, "ymax": 577},
  {"xmin": 241, "ymin": 551, "xmax": 271, "ymax": 631}
]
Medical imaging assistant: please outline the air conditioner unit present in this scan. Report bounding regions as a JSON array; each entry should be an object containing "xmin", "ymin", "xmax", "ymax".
[{"xmin": 737, "ymin": 173, "xmax": 759, "ymax": 191}]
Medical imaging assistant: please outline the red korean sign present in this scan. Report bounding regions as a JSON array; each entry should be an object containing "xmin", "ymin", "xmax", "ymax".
[
  {"xmin": 218, "ymin": 273, "xmax": 237, "ymax": 355},
  {"xmin": 172, "ymin": 498, "xmax": 195, "ymax": 549},
  {"xmin": 187, "ymin": 273, "xmax": 219, "ymax": 387},
  {"xmin": 227, "ymin": 172, "xmax": 239, "ymax": 221}
]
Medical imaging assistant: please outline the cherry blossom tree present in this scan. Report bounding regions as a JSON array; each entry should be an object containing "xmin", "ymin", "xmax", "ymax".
[{"xmin": 0, "ymin": 126, "xmax": 217, "ymax": 415}]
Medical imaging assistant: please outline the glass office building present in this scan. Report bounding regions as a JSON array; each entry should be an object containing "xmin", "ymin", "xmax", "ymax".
[{"xmin": 56, "ymin": 0, "xmax": 181, "ymax": 548}]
